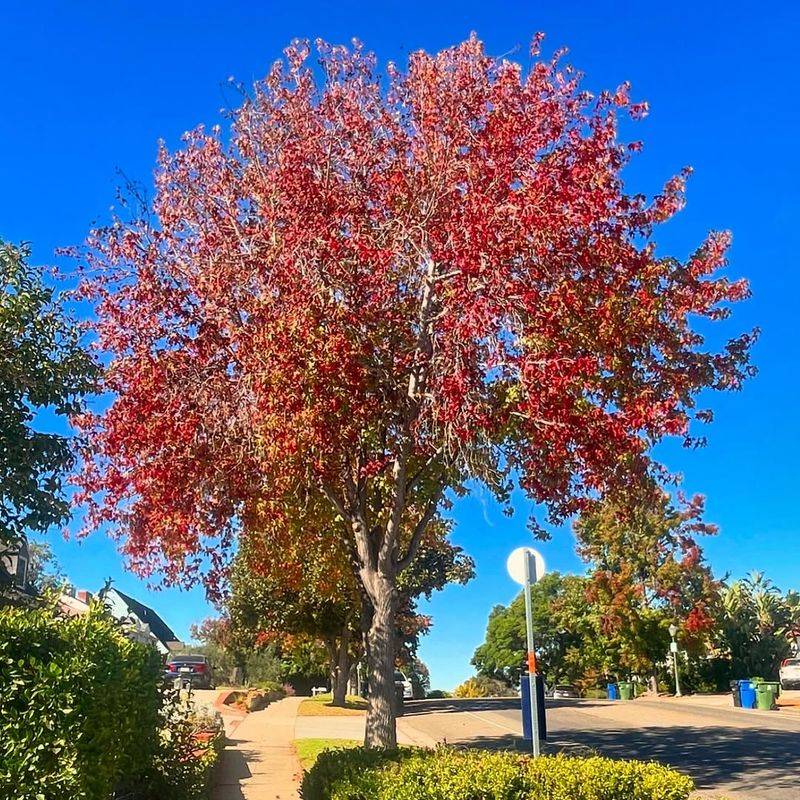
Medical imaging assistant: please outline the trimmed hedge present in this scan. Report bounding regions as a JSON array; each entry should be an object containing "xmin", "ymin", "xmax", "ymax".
[
  {"xmin": 0, "ymin": 605, "xmax": 162, "ymax": 800},
  {"xmin": 301, "ymin": 747, "xmax": 695, "ymax": 800}
]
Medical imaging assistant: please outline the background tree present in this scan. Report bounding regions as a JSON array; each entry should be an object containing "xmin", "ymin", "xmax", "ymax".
[
  {"xmin": 472, "ymin": 572, "xmax": 591, "ymax": 687},
  {"xmin": 406, "ymin": 657, "xmax": 430, "ymax": 699},
  {"xmin": 575, "ymin": 493, "xmax": 720, "ymax": 691},
  {"xmin": 24, "ymin": 539, "xmax": 66, "ymax": 594},
  {"xmin": 0, "ymin": 241, "xmax": 96, "ymax": 556},
  {"xmin": 74, "ymin": 36, "xmax": 753, "ymax": 746},
  {"xmin": 227, "ymin": 514, "xmax": 472, "ymax": 705},
  {"xmin": 189, "ymin": 614, "xmax": 284, "ymax": 687},
  {"xmin": 716, "ymin": 573, "xmax": 800, "ymax": 679}
]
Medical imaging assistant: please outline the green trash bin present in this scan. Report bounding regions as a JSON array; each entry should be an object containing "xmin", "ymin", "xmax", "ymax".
[
  {"xmin": 618, "ymin": 681, "xmax": 633, "ymax": 701},
  {"xmin": 755, "ymin": 682, "xmax": 780, "ymax": 711}
]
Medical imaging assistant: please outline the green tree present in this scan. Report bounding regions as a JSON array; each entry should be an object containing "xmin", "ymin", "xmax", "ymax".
[
  {"xmin": 0, "ymin": 241, "xmax": 96, "ymax": 550},
  {"xmin": 472, "ymin": 572, "xmax": 592, "ymax": 687},
  {"xmin": 24, "ymin": 539, "xmax": 65, "ymax": 594},
  {"xmin": 717, "ymin": 573, "xmax": 800, "ymax": 679},
  {"xmin": 189, "ymin": 614, "xmax": 283, "ymax": 687},
  {"xmin": 406, "ymin": 658, "xmax": 430, "ymax": 699}
]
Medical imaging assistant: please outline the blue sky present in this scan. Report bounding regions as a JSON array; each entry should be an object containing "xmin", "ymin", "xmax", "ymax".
[{"xmin": 2, "ymin": 1, "xmax": 798, "ymax": 690}]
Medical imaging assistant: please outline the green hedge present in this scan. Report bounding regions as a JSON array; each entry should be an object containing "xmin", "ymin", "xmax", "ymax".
[
  {"xmin": 301, "ymin": 747, "xmax": 694, "ymax": 800},
  {"xmin": 0, "ymin": 605, "xmax": 162, "ymax": 800}
]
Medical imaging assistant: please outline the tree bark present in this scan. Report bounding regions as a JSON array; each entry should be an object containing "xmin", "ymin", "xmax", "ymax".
[
  {"xmin": 364, "ymin": 578, "xmax": 398, "ymax": 748},
  {"xmin": 332, "ymin": 628, "xmax": 351, "ymax": 707}
]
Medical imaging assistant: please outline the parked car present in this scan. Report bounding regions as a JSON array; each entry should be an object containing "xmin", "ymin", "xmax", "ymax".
[
  {"xmin": 780, "ymin": 657, "xmax": 800, "ymax": 690},
  {"xmin": 164, "ymin": 654, "xmax": 214, "ymax": 689},
  {"xmin": 552, "ymin": 684, "xmax": 580, "ymax": 699},
  {"xmin": 395, "ymin": 670, "xmax": 413, "ymax": 699}
]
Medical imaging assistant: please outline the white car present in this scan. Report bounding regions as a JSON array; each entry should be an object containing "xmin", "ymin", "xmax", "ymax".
[
  {"xmin": 779, "ymin": 657, "xmax": 800, "ymax": 690},
  {"xmin": 394, "ymin": 670, "xmax": 414, "ymax": 699}
]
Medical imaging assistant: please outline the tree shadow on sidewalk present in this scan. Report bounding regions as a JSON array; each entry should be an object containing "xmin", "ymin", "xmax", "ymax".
[{"xmin": 212, "ymin": 745, "xmax": 252, "ymax": 800}]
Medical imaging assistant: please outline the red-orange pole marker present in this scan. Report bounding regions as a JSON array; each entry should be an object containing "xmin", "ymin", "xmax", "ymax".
[{"xmin": 527, "ymin": 651, "xmax": 537, "ymax": 675}]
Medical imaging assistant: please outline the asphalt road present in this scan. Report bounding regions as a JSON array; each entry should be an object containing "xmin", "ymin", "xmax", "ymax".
[{"xmin": 401, "ymin": 697, "xmax": 800, "ymax": 800}]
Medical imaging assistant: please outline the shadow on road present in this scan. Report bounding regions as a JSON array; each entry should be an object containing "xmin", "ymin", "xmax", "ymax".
[
  {"xmin": 404, "ymin": 699, "xmax": 800, "ymax": 795},
  {"xmin": 405, "ymin": 698, "xmax": 609, "ymax": 716},
  {"xmin": 550, "ymin": 725, "xmax": 800, "ymax": 792}
]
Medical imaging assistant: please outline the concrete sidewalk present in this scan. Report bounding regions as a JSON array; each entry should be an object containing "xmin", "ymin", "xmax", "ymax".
[
  {"xmin": 632, "ymin": 692, "xmax": 800, "ymax": 724},
  {"xmin": 214, "ymin": 696, "xmax": 304, "ymax": 800}
]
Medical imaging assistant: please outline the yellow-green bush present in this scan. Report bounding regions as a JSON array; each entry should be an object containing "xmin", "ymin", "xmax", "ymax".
[
  {"xmin": 301, "ymin": 747, "xmax": 695, "ymax": 800},
  {"xmin": 0, "ymin": 605, "xmax": 162, "ymax": 800},
  {"xmin": 453, "ymin": 675, "xmax": 515, "ymax": 698}
]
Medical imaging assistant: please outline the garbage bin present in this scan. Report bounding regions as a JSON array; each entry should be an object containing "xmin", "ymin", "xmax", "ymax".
[
  {"xmin": 730, "ymin": 679, "xmax": 741, "ymax": 707},
  {"xmin": 755, "ymin": 681, "xmax": 780, "ymax": 711},
  {"xmin": 520, "ymin": 674, "xmax": 547, "ymax": 742},
  {"xmin": 618, "ymin": 681, "xmax": 633, "ymax": 701},
  {"xmin": 607, "ymin": 683, "xmax": 619, "ymax": 701},
  {"xmin": 738, "ymin": 679, "xmax": 756, "ymax": 709}
]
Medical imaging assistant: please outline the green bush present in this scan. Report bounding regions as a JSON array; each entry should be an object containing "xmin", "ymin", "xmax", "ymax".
[
  {"xmin": 453, "ymin": 675, "xmax": 515, "ymax": 698},
  {"xmin": 301, "ymin": 747, "xmax": 695, "ymax": 800},
  {"xmin": 0, "ymin": 604, "xmax": 162, "ymax": 800},
  {"xmin": 143, "ymin": 691, "xmax": 225, "ymax": 800}
]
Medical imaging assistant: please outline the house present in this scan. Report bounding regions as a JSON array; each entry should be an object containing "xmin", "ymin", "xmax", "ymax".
[
  {"xmin": 58, "ymin": 587, "xmax": 93, "ymax": 617},
  {"xmin": 98, "ymin": 586, "xmax": 183, "ymax": 655},
  {"xmin": 0, "ymin": 537, "xmax": 36, "ymax": 607},
  {"xmin": 0, "ymin": 537, "xmax": 30, "ymax": 590}
]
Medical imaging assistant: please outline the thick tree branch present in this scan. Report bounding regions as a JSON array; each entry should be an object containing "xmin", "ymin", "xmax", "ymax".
[{"xmin": 395, "ymin": 481, "xmax": 446, "ymax": 572}]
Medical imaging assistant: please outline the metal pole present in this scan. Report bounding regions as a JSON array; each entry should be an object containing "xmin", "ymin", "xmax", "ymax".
[
  {"xmin": 673, "ymin": 645, "xmax": 682, "ymax": 697},
  {"xmin": 523, "ymin": 552, "xmax": 541, "ymax": 757}
]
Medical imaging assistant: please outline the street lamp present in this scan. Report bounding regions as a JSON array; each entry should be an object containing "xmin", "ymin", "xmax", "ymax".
[{"xmin": 668, "ymin": 623, "xmax": 682, "ymax": 697}]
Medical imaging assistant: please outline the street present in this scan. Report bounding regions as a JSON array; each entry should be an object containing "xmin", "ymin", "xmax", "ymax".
[{"xmin": 401, "ymin": 697, "xmax": 800, "ymax": 800}]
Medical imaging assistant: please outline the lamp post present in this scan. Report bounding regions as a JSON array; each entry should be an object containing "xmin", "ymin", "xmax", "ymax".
[{"xmin": 668, "ymin": 623, "xmax": 682, "ymax": 697}]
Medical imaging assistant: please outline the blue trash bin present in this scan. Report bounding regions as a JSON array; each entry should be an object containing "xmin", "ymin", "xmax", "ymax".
[
  {"xmin": 520, "ymin": 674, "xmax": 547, "ymax": 742},
  {"xmin": 738, "ymin": 679, "xmax": 756, "ymax": 709},
  {"xmin": 607, "ymin": 683, "xmax": 619, "ymax": 700}
]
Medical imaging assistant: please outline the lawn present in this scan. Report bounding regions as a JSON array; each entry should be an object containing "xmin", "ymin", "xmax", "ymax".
[
  {"xmin": 293, "ymin": 738, "xmax": 361, "ymax": 769},
  {"xmin": 296, "ymin": 693, "xmax": 367, "ymax": 716}
]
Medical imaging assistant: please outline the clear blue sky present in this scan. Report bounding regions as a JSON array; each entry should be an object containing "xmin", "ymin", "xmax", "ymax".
[{"xmin": 2, "ymin": 1, "xmax": 798, "ymax": 690}]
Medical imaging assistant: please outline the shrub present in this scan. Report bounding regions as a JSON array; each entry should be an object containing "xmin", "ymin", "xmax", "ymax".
[
  {"xmin": 301, "ymin": 747, "xmax": 695, "ymax": 800},
  {"xmin": 0, "ymin": 605, "xmax": 162, "ymax": 800},
  {"xmin": 453, "ymin": 675, "xmax": 515, "ymax": 698},
  {"xmin": 257, "ymin": 679, "xmax": 288, "ymax": 701},
  {"xmin": 142, "ymin": 690, "xmax": 224, "ymax": 800},
  {"xmin": 426, "ymin": 689, "xmax": 453, "ymax": 699}
]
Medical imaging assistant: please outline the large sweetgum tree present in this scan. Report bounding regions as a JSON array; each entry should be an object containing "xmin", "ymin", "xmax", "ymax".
[{"xmin": 73, "ymin": 35, "xmax": 754, "ymax": 746}]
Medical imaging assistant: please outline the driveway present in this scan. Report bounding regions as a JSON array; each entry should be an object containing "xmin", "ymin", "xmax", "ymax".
[{"xmin": 400, "ymin": 697, "xmax": 800, "ymax": 800}]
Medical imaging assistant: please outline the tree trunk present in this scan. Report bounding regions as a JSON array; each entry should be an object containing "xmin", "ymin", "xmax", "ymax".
[
  {"xmin": 332, "ymin": 628, "xmax": 351, "ymax": 707},
  {"xmin": 364, "ymin": 580, "xmax": 398, "ymax": 748}
]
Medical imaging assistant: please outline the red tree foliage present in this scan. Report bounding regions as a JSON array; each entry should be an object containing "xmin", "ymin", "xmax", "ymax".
[{"xmin": 72, "ymin": 35, "xmax": 754, "ymax": 745}]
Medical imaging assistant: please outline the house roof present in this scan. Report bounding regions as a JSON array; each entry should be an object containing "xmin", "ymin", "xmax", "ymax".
[{"xmin": 102, "ymin": 587, "xmax": 180, "ymax": 646}]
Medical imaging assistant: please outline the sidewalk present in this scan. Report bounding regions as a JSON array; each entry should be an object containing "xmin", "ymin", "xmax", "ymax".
[
  {"xmin": 212, "ymin": 695, "xmax": 437, "ymax": 800},
  {"xmin": 214, "ymin": 696, "xmax": 304, "ymax": 800},
  {"xmin": 638, "ymin": 691, "xmax": 800, "ymax": 718}
]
